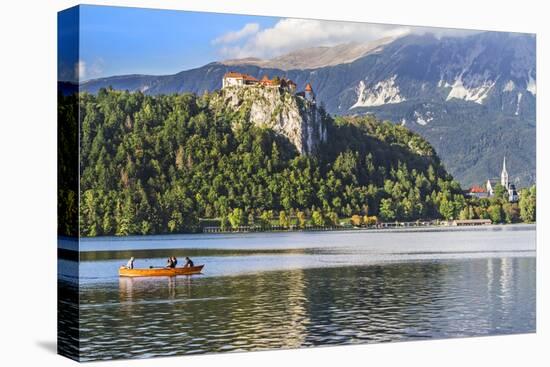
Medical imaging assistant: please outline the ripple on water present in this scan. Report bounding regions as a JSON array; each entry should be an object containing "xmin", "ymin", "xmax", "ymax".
[{"xmin": 70, "ymin": 258, "xmax": 535, "ymax": 361}]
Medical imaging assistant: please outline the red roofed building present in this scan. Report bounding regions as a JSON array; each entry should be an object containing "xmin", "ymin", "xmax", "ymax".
[
  {"xmin": 222, "ymin": 72, "xmax": 259, "ymax": 88},
  {"xmin": 470, "ymin": 185, "xmax": 485, "ymax": 193},
  {"xmin": 260, "ymin": 75, "xmax": 278, "ymax": 87},
  {"xmin": 223, "ymin": 72, "xmax": 299, "ymax": 94},
  {"xmin": 467, "ymin": 185, "xmax": 488, "ymax": 199}
]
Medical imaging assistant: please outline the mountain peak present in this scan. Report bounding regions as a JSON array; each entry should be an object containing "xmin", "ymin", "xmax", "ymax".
[{"xmin": 220, "ymin": 37, "xmax": 395, "ymax": 70}]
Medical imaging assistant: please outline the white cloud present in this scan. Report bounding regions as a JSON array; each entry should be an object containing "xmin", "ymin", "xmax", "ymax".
[
  {"xmin": 75, "ymin": 60, "xmax": 86, "ymax": 80},
  {"xmin": 216, "ymin": 19, "xmax": 410, "ymax": 59},
  {"xmin": 76, "ymin": 58, "xmax": 105, "ymax": 81},
  {"xmin": 212, "ymin": 23, "xmax": 260, "ymax": 45},
  {"xmin": 214, "ymin": 18, "xmax": 480, "ymax": 60},
  {"xmin": 87, "ymin": 57, "xmax": 105, "ymax": 79},
  {"xmin": 411, "ymin": 26, "xmax": 480, "ymax": 39}
]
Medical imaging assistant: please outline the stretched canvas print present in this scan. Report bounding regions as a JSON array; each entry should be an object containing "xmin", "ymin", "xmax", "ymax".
[{"xmin": 58, "ymin": 4, "xmax": 536, "ymax": 362}]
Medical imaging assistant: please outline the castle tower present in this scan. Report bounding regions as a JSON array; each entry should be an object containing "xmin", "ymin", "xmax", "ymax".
[
  {"xmin": 501, "ymin": 156, "xmax": 509, "ymax": 189},
  {"xmin": 304, "ymin": 83, "xmax": 315, "ymax": 103}
]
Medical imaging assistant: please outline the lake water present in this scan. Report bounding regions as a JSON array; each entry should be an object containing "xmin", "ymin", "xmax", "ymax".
[{"xmin": 58, "ymin": 225, "xmax": 536, "ymax": 361}]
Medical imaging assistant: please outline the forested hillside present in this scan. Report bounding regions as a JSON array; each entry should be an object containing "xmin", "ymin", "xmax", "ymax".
[{"xmin": 74, "ymin": 88, "xmax": 468, "ymax": 236}]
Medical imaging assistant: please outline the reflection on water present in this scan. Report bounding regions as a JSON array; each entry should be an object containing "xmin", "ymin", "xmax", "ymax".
[
  {"xmin": 58, "ymin": 280, "xmax": 79, "ymax": 360},
  {"xmin": 64, "ymin": 225, "xmax": 535, "ymax": 285},
  {"xmin": 76, "ymin": 224, "xmax": 536, "ymax": 252},
  {"xmin": 57, "ymin": 226, "xmax": 536, "ymax": 361},
  {"xmin": 65, "ymin": 257, "xmax": 535, "ymax": 361}
]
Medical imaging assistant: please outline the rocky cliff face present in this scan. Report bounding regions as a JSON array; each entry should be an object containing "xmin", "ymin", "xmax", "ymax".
[{"xmin": 210, "ymin": 86, "xmax": 328, "ymax": 155}]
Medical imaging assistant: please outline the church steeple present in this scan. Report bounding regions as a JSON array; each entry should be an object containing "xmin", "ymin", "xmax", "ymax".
[{"xmin": 501, "ymin": 156, "xmax": 509, "ymax": 188}]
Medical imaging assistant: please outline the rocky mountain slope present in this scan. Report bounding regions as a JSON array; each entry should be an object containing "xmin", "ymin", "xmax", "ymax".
[{"xmin": 80, "ymin": 31, "xmax": 536, "ymax": 187}]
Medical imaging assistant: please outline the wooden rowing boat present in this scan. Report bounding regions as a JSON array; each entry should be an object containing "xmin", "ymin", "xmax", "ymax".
[{"xmin": 119, "ymin": 265, "xmax": 204, "ymax": 277}]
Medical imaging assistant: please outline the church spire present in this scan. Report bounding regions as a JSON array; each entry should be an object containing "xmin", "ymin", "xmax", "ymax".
[{"xmin": 501, "ymin": 156, "xmax": 509, "ymax": 188}]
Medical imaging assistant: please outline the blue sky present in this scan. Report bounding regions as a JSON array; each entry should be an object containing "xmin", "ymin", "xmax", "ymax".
[
  {"xmin": 78, "ymin": 5, "xmax": 278, "ymax": 79},
  {"xmin": 59, "ymin": 4, "xmax": 481, "ymax": 81}
]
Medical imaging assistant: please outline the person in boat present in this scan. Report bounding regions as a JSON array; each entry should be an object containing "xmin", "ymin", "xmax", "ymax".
[
  {"xmin": 165, "ymin": 257, "xmax": 174, "ymax": 268},
  {"xmin": 124, "ymin": 257, "xmax": 134, "ymax": 269},
  {"xmin": 172, "ymin": 256, "xmax": 178, "ymax": 267},
  {"xmin": 184, "ymin": 256, "xmax": 194, "ymax": 268}
]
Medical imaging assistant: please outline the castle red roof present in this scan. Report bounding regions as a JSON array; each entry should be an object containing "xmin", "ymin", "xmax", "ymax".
[
  {"xmin": 223, "ymin": 71, "xmax": 258, "ymax": 82},
  {"xmin": 225, "ymin": 72, "xmax": 298, "ymax": 88},
  {"xmin": 260, "ymin": 75, "xmax": 279, "ymax": 86},
  {"xmin": 305, "ymin": 83, "xmax": 313, "ymax": 92},
  {"xmin": 223, "ymin": 71, "xmax": 243, "ymax": 78}
]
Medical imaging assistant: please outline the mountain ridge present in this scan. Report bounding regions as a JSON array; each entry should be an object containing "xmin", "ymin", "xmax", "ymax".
[
  {"xmin": 78, "ymin": 31, "xmax": 536, "ymax": 188},
  {"xmin": 220, "ymin": 38, "xmax": 393, "ymax": 70}
]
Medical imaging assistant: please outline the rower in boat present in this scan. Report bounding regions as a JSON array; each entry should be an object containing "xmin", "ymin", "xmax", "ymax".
[
  {"xmin": 119, "ymin": 264, "xmax": 204, "ymax": 277},
  {"xmin": 164, "ymin": 256, "xmax": 180, "ymax": 268},
  {"xmin": 122, "ymin": 257, "xmax": 134, "ymax": 269},
  {"xmin": 118, "ymin": 255, "xmax": 203, "ymax": 277}
]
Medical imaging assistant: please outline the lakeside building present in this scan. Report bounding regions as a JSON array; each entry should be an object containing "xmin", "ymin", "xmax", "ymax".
[
  {"xmin": 222, "ymin": 71, "xmax": 313, "ymax": 102},
  {"xmin": 466, "ymin": 185, "xmax": 488, "ymax": 199},
  {"xmin": 451, "ymin": 219, "xmax": 492, "ymax": 226},
  {"xmin": 486, "ymin": 157, "xmax": 519, "ymax": 202}
]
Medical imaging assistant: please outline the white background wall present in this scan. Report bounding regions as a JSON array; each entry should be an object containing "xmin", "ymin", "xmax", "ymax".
[{"xmin": 0, "ymin": 0, "xmax": 547, "ymax": 366}]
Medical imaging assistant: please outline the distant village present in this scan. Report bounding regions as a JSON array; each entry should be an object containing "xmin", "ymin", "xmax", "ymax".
[
  {"xmin": 222, "ymin": 71, "xmax": 316, "ymax": 103},
  {"xmin": 467, "ymin": 157, "xmax": 519, "ymax": 202}
]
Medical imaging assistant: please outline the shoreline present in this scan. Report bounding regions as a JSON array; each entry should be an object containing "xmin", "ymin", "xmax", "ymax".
[
  {"xmin": 73, "ymin": 222, "xmax": 536, "ymax": 240},
  {"xmin": 57, "ymin": 223, "xmax": 538, "ymax": 253}
]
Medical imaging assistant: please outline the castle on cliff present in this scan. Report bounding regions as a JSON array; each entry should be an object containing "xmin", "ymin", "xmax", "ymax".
[{"xmin": 222, "ymin": 72, "xmax": 315, "ymax": 103}]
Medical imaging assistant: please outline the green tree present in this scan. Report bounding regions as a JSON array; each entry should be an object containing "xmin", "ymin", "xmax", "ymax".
[
  {"xmin": 439, "ymin": 198, "xmax": 455, "ymax": 220},
  {"xmin": 296, "ymin": 211, "xmax": 306, "ymax": 229},
  {"xmin": 327, "ymin": 212, "xmax": 339, "ymax": 226},
  {"xmin": 311, "ymin": 210, "xmax": 325, "ymax": 226},
  {"xmin": 220, "ymin": 215, "xmax": 230, "ymax": 231},
  {"xmin": 493, "ymin": 184, "xmax": 507, "ymax": 201},
  {"xmin": 488, "ymin": 204, "xmax": 503, "ymax": 223},
  {"xmin": 228, "ymin": 208, "xmax": 244, "ymax": 229},
  {"xmin": 502, "ymin": 202, "xmax": 519, "ymax": 223},
  {"xmin": 519, "ymin": 186, "xmax": 536, "ymax": 222},
  {"xmin": 279, "ymin": 210, "xmax": 289, "ymax": 228},
  {"xmin": 459, "ymin": 206, "xmax": 469, "ymax": 220},
  {"xmin": 260, "ymin": 210, "xmax": 273, "ymax": 228},
  {"xmin": 379, "ymin": 199, "xmax": 395, "ymax": 221}
]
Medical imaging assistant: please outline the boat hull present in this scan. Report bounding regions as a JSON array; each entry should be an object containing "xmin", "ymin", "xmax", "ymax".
[{"xmin": 119, "ymin": 265, "xmax": 204, "ymax": 277}]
